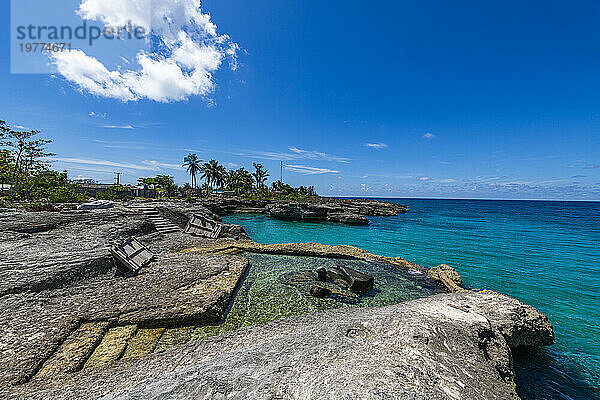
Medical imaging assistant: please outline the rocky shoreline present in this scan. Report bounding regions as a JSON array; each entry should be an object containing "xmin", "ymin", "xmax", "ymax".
[
  {"xmin": 199, "ymin": 196, "xmax": 409, "ymax": 225},
  {"xmin": 0, "ymin": 200, "xmax": 554, "ymax": 399}
]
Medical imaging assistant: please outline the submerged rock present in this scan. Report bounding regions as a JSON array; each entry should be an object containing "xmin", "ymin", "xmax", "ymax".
[
  {"xmin": 326, "ymin": 264, "xmax": 375, "ymax": 293},
  {"xmin": 9, "ymin": 291, "xmax": 554, "ymax": 400},
  {"xmin": 309, "ymin": 285, "xmax": 332, "ymax": 298}
]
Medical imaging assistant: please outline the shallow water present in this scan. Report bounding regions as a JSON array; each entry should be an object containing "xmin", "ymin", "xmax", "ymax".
[
  {"xmin": 224, "ymin": 198, "xmax": 600, "ymax": 400},
  {"xmin": 192, "ymin": 253, "xmax": 440, "ymax": 340}
]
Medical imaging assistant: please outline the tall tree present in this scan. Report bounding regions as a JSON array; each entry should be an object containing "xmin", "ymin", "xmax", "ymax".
[
  {"xmin": 252, "ymin": 163, "xmax": 269, "ymax": 190},
  {"xmin": 0, "ymin": 121, "xmax": 54, "ymax": 198},
  {"xmin": 183, "ymin": 153, "xmax": 202, "ymax": 189},
  {"xmin": 201, "ymin": 159, "xmax": 227, "ymax": 192},
  {"xmin": 214, "ymin": 162, "xmax": 227, "ymax": 191},
  {"xmin": 226, "ymin": 168, "xmax": 253, "ymax": 195}
]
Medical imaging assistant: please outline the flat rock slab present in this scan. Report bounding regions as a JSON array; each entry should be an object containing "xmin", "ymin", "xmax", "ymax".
[
  {"xmin": 84, "ymin": 325, "xmax": 138, "ymax": 369},
  {"xmin": 0, "ymin": 251, "xmax": 248, "ymax": 387},
  {"xmin": 35, "ymin": 322, "xmax": 109, "ymax": 379},
  {"xmin": 7, "ymin": 291, "xmax": 553, "ymax": 400},
  {"xmin": 122, "ymin": 328, "xmax": 166, "ymax": 360},
  {"xmin": 0, "ymin": 208, "xmax": 154, "ymax": 297}
]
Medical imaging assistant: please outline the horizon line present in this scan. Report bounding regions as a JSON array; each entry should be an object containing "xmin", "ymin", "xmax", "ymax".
[{"xmin": 332, "ymin": 196, "xmax": 600, "ymax": 203}]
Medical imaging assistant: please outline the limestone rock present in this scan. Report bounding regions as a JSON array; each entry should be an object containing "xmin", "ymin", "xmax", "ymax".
[
  {"xmin": 8, "ymin": 291, "xmax": 554, "ymax": 400},
  {"xmin": 195, "ymin": 196, "xmax": 408, "ymax": 226},
  {"xmin": 150, "ymin": 201, "xmax": 249, "ymax": 240},
  {"xmin": 0, "ymin": 207, "xmax": 249, "ymax": 387},
  {"xmin": 428, "ymin": 264, "xmax": 464, "ymax": 292},
  {"xmin": 0, "ymin": 208, "xmax": 154, "ymax": 297},
  {"xmin": 327, "ymin": 212, "xmax": 369, "ymax": 225},
  {"xmin": 265, "ymin": 202, "xmax": 369, "ymax": 225},
  {"xmin": 77, "ymin": 200, "xmax": 115, "ymax": 211},
  {"xmin": 309, "ymin": 285, "xmax": 332, "ymax": 298}
]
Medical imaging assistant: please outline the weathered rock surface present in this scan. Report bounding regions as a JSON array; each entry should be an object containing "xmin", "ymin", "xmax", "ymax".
[
  {"xmin": 265, "ymin": 202, "xmax": 371, "ymax": 225},
  {"xmin": 7, "ymin": 291, "xmax": 554, "ymax": 400},
  {"xmin": 0, "ymin": 205, "xmax": 250, "ymax": 388},
  {"xmin": 145, "ymin": 201, "xmax": 249, "ymax": 240},
  {"xmin": 76, "ymin": 200, "xmax": 115, "ymax": 211},
  {"xmin": 428, "ymin": 264, "xmax": 465, "ymax": 293},
  {"xmin": 0, "ymin": 208, "xmax": 154, "ymax": 297}
]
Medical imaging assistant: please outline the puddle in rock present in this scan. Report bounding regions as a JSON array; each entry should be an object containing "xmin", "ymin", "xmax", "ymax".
[{"xmin": 190, "ymin": 253, "xmax": 441, "ymax": 340}]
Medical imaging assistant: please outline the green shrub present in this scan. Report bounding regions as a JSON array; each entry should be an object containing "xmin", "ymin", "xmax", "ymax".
[
  {"xmin": 23, "ymin": 201, "xmax": 57, "ymax": 212},
  {"xmin": 96, "ymin": 190, "xmax": 118, "ymax": 201},
  {"xmin": 47, "ymin": 186, "xmax": 88, "ymax": 204},
  {"xmin": 0, "ymin": 197, "xmax": 14, "ymax": 208}
]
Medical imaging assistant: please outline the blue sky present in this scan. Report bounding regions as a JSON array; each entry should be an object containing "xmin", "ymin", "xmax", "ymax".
[{"xmin": 1, "ymin": 0, "xmax": 599, "ymax": 200}]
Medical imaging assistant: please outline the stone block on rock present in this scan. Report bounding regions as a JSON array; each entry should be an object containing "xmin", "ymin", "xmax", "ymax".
[
  {"xmin": 111, "ymin": 237, "xmax": 155, "ymax": 274},
  {"xmin": 184, "ymin": 214, "xmax": 223, "ymax": 239}
]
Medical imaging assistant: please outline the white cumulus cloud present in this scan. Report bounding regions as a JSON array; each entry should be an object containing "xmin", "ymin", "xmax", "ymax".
[{"xmin": 52, "ymin": 0, "xmax": 238, "ymax": 103}]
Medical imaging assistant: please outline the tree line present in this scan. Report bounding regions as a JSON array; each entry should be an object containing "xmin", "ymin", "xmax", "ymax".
[
  {"xmin": 182, "ymin": 153, "xmax": 316, "ymax": 199},
  {"xmin": 0, "ymin": 120, "xmax": 318, "ymax": 207}
]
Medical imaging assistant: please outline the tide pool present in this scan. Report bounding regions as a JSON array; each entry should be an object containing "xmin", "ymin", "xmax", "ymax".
[{"xmin": 224, "ymin": 198, "xmax": 600, "ymax": 400}]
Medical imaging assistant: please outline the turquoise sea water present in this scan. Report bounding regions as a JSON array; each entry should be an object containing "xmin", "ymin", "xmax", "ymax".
[{"xmin": 224, "ymin": 199, "xmax": 600, "ymax": 400}]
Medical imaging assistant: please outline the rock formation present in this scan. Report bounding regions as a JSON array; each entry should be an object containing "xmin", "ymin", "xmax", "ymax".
[
  {"xmin": 0, "ymin": 204, "xmax": 250, "ymax": 387},
  {"xmin": 6, "ymin": 291, "xmax": 553, "ymax": 400},
  {"xmin": 198, "ymin": 196, "xmax": 409, "ymax": 225},
  {"xmin": 0, "ymin": 202, "xmax": 555, "ymax": 400}
]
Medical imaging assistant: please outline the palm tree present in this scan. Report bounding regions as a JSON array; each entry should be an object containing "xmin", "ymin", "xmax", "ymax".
[
  {"xmin": 214, "ymin": 163, "xmax": 227, "ymax": 191},
  {"xmin": 252, "ymin": 163, "xmax": 269, "ymax": 190},
  {"xmin": 183, "ymin": 153, "xmax": 202, "ymax": 189},
  {"xmin": 201, "ymin": 159, "xmax": 227, "ymax": 193},
  {"xmin": 225, "ymin": 168, "xmax": 253, "ymax": 195},
  {"xmin": 200, "ymin": 162, "xmax": 212, "ymax": 190}
]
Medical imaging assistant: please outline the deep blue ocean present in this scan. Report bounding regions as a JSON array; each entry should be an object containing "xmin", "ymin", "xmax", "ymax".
[{"xmin": 224, "ymin": 198, "xmax": 600, "ymax": 400}]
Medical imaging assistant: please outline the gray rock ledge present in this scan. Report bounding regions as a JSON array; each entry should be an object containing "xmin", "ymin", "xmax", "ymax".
[{"xmin": 8, "ymin": 291, "xmax": 554, "ymax": 400}]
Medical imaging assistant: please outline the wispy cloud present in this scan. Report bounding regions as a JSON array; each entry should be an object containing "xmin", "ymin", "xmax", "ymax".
[
  {"xmin": 287, "ymin": 147, "xmax": 351, "ymax": 163},
  {"xmin": 418, "ymin": 176, "xmax": 432, "ymax": 181},
  {"xmin": 285, "ymin": 164, "xmax": 340, "ymax": 175},
  {"xmin": 423, "ymin": 132, "xmax": 435, "ymax": 139},
  {"xmin": 141, "ymin": 160, "xmax": 184, "ymax": 171},
  {"xmin": 585, "ymin": 164, "xmax": 600, "ymax": 169},
  {"xmin": 48, "ymin": 157, "xmax": 157, "ymax": 171},
  {"xmin": 364, "ymin": 142, "xmax": 388, "ymax": 150},
  {"xmin": 103, "ymin": 125, "xmax": 135, "ymax": 129},
  {"xmin": 237, "ymin": 147, "xmax": 351, "ymax": 163}
]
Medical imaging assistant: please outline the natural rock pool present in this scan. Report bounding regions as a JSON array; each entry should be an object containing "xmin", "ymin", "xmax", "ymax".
[
  {"xmin": 191, "ymin": 253, "xmax": 441, "ymax": 340},
  {"xmin": 106, "ymin": 252, "xmax": 441, "ymax": 363}
]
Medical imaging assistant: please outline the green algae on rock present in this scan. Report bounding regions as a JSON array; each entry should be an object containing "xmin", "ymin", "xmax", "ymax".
[{"xmin": 190, "ymin": 253, "xmax": 440, "ymax": 341}]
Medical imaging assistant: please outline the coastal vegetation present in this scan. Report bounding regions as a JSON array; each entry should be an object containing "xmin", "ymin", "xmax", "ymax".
[
  {"xmin": 181, "ymin": 153, "xmax": 316, "ymax": 200},
  {"xmin": 0, "ymin": 120, "xmax": 88, "ymax": 208},
  {"xmin": 0, "ymin": 121, "xmax": 318, "ymax": 210}
]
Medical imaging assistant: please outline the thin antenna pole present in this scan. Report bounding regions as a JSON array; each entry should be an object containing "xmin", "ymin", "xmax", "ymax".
[{"xmin": 280, "ymin": 161, "xmax": 283, "ymax": 182}]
